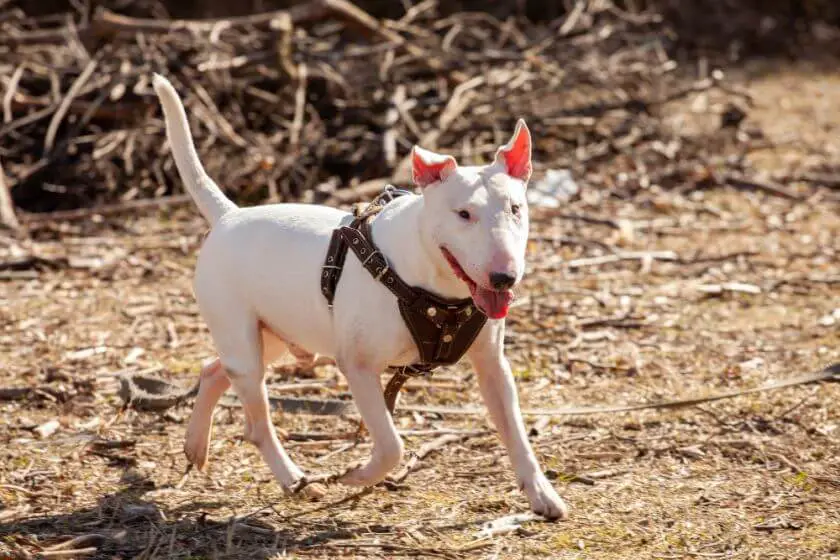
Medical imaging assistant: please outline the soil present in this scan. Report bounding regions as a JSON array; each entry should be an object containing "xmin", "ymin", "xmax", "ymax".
[{"xmin": 1, "ymin": 58, "xmax": 839, "ymax": 560}]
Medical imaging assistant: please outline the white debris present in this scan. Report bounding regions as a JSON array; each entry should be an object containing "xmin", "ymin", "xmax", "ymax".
[{"xmin": 527, "ymin": 169, "xmax": 579, "ymax": 208}]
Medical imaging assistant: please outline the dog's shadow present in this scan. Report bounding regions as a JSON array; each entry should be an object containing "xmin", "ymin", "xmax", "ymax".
[{"xmin": 0, "ymin": 470, "xmax": 388, "ymax": 559}]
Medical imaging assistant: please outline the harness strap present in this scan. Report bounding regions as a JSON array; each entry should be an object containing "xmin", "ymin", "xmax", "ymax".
[
  {"xmin": 321, "ymin": 219, "xmax": 353, "ymax": 307},
  {"xmin": 320, "ymin": 186, "xmax": 488, "ymax": 433},
  {"xmin": 321, "ymin": 186, "xmax": 409, "ymax": 306},
  {"xmin": 339, "ymin": 220, "xmax": 417, "ymax": 304}
]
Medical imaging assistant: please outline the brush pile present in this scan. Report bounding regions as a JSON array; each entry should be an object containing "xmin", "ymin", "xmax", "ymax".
[{"xmin": 0, "ymin": 0, "xmax": 817, "ymax": 218}]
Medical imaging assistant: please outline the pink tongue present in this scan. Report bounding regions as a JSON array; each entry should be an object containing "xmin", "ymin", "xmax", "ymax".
[{"xmin": 471, "ymin": 286, "xmax": 514, "ymax": 319}]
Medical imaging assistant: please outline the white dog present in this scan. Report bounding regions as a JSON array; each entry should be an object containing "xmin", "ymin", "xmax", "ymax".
[{"xmin": 152, "ymin": 73, "xmax": 567, "ymax": 519}]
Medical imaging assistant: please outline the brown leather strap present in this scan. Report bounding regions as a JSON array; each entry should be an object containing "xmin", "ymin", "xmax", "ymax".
[
  {"xmin": 321, "ymin": 186, "xmax": 407, "ymax": 306},
  {"xmin": 339, "ymin": 218, "xmax": 418, "ymax": 305},
  {"xmin": 321, "ymin": 226, "xmax": 350, "ymax": 306}
]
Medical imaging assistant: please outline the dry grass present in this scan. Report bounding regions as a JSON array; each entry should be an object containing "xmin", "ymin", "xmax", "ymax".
[{"xmin": 1, "ymin": 62, "xmax": 840, "ymax": 560}]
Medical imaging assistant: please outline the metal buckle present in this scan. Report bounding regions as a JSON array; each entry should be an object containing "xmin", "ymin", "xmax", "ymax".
[{"xmin": 362, "ymin": 250, "xmax": 381, "ymax": 267}]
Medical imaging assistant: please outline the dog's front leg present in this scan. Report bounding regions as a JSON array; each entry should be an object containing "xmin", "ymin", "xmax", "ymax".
[
  {"xmin": 467, "ymin": 322, "xmax": 568, "ymax": 519},
  {"xmin": 337, "ymin": 360, "xmax": 404, "ymax": 486}
]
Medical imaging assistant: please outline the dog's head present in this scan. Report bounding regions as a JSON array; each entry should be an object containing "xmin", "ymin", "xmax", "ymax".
[{"xmin": 415, "ymin": 120, "xmax": 532, "ymax": 320}]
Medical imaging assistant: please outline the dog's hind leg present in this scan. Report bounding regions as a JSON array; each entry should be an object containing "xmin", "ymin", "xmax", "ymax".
[
  {"xmin": 184, "ymin": 358, "xmax": 230, "ymax": 470},
  {"xmin": 184, "ymin": 328, "xmax": 292, "ymax": 473},
  {"xmin": 206, "ymin": 314, "xmax": 304, "ymax": 489}
]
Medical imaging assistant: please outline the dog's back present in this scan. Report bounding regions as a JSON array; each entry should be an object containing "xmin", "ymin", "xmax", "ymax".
[{"xmin": 195, "ymin": 202, "xmax": 348, "ymax": 357}]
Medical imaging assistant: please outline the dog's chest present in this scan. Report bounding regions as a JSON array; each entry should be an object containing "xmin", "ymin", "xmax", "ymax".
[
  {"xmin": 331, "ymin": 258, "xmax": 421, "ymax": 366},
  {"xmin": 326, "ymin": 198, "xmax": 486, "ymax": 371}
]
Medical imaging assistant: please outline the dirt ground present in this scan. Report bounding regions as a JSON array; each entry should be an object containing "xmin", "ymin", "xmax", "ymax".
[{"xmin": 1, "ymin": 60, "xmax": 839, "ymax": 559}]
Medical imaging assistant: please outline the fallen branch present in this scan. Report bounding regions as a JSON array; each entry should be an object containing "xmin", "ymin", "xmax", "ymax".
[
  {"xmin": 576, "ymin": 313, "xmax": 647, "ymax": 329},
  {"xmin": 91, "ymin": 3, "xmax": 331, "ymax": 35},
  {"xmin": 20, "ymin": 194, "xmax": 192, "ymax": 224},
  {"xmin": 774, "ymin": 172, "xmax": 840, "ymax": 190},
  {"xmin": 39, "ymin": 548, "xmax": 98, "ymax": 558},
  {"xmin": 697, "ymin": 282, "xmax": 762, "ymax": 295},
  {"xmin": 535, "ymin": 211, "xmax": 622, "ymax": 229},
  {"xmin": 565, "ymin": 250, "xmax": 678, "ymax": 269},
  {"xmin": 402, "ymin": 363, "xmax": 840, "ymax": 417},
  {"xmin": 117, "ymin": 373, "xmax": 198, "ymax": 411},
  {"xmin": 722, "ymin": 172, "xmax": 803, "ymax": 201}
]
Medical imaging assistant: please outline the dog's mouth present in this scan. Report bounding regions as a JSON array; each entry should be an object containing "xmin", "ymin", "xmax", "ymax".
[{"xmin": 440, "ymin": 247, "xmax": 514, "ymax": 320}]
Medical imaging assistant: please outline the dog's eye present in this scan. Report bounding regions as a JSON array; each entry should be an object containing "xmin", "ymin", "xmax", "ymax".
[
  {"xmin": 457, "ymin": 210, "xmax": 471, "ymax": 221},
  {"xmin": 511, "ymin": 204, "xmax": 521, "ymax": 216}
]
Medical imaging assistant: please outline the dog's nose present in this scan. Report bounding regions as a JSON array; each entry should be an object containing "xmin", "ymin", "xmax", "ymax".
[{"xmin": 489, "ymin": 272, "xmax": 516, "ymax": 290}]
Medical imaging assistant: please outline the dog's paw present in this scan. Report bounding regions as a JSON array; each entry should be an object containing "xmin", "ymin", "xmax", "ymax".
[
  {"xmin": 521, "ymin": 473, "xmax": 569, "ymax": 520},
  {"xmin": 183, "ymin": 436, "xmax": 209, "ymax": 471},
  {"xmin": 295, "ymin": 482, "xmax": 327, "ymax": 500},
  {"xmin": 283, "ymin": 476, "xmax": 327, "ymax": 499},
  {"xmin": 338, "ymin": 461, "xmax": 389, "ymax": 487}
]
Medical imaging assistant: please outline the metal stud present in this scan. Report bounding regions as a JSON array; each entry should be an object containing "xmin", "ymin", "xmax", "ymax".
[
  {"xmin": 427, "ymin": 307, "xmax": 437, "ymax": 317},
  {"xmin": 442, "ymin": 334, "xmax": 453, "ymax": 343},
  {"xmin": 465, "ymin": 308, "xmax": 472, "ymax": 317}
]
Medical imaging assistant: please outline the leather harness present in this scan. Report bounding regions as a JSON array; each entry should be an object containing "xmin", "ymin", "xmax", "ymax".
[{"xmin": 321, "ymin": 186, "xmax": 487, "ymax": 418}]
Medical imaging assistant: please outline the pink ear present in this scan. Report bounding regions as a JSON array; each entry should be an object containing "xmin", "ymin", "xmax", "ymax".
[
  {"xmin": 495, "ymin": 119, "xmax": 532, "ymax": 182},
  {"xmin": 412, "ymin": 146, "xmax": 457, "ymax": 188}
]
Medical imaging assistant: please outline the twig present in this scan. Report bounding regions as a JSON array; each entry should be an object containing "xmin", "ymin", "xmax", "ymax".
[
  {"xmin": 722, "ymin": 172, "xmax": 803, "ymax": 201},
  {"xmin": 39, "ymin": 548, "xmax": 98, "ymax": 558},
  {"xmin": 775, "ymin": 172, "xmax": 840, "ymax": 190},
  {"xmin": 677, "ymin": 250, "xmax": 758, "ymax": 264},
  {"xmin": 90, "ymin": 3, "xmax": 331, "ymax": 35},
  {"xmin": 324, "ymin": 0, "xmax": 465, "ymax": 83},
  {"xmin": 697, "ymin": 282, "xmax": 762, "ymax": 296},
  {"xmin": 402, "ymin": 363, "xmax": 840, "ymax": 417},
  {"xmin": 774, "ymin": 388, "xmax": 817, "ymax": 421},
  {"xmin": 565, "ymin": 251, "xmax": 678, "ymax": 269},
  {"xmin": 567, "ymin": 357, "xmax": 635, "ymax": 372},
  {"xmin": 192, "ymin": 82, "xmax": 247, "ymax": 148},
  {"xmin": 290, "ymin": 63, "xmax": 308, "ymax": 146},
  {"xmin": 43, "ymin": 535, "xmax": 108, "ymax": 552},
  {"xmin": 387, "ymin": 433, "xmax": 473, "ymax": 483},
  {"xmin": 312, "ymin": 541, "xmax": 460, "ymax": 558},
  {"xmin": 392, "ymin": 75, "xmax": 483, "ymax": 184},
  {"xmin": 278, "ymin": 487, "xmax": 375, "ymax": 521},
  {"xmin": 540, "ymin": 211, "xmax": 622, "ymax": 229},
  {"xmin": 0, "ymin": 159, "xmax": 20, "ymax": 231},
  {"xmin": 44, "ymin": 57, "xmax": 99, "ymax": 153},
  {"xmin": 2, "ymin": 64, "xmax": 25, "ymax": 124},
  {"xmin": 326, "ymin": 177, "xmax": 392, "ymax": 205}
]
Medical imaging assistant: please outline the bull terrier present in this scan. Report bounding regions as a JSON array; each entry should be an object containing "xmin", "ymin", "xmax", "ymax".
[{"xmin": 152, "ymin": 73, "xmax": 567, "ymax": 519}]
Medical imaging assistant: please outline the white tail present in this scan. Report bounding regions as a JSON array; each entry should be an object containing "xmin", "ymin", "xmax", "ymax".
[{"xmin": 152, "ymin": 73, "xmax": 236, "ymax": 225}]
